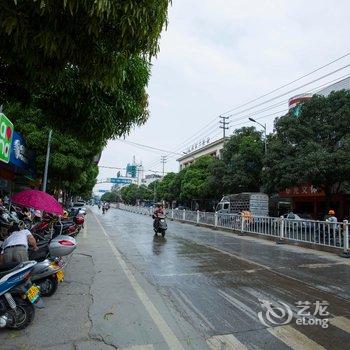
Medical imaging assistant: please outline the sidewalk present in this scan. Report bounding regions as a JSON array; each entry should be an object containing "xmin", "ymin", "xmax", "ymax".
[{"xmin": 0, "ymin": 210, "xmax": 206, "ymax": 349}]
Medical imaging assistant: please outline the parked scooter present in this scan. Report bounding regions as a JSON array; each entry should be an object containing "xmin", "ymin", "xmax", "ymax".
[
  {"xmin": 30, "ymin": 258, "xmax": 64, "ymax": 297},
  {"xmin": 29, "ymin": 235, "xmax": 76, "ymax": 296},
  {"xmin": 0, "ymin": 261, "xmax": 42, "ymax": 329}
]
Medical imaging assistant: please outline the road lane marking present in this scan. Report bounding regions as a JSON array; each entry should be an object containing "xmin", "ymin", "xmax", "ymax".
[
  {"xmin": 207, "ymin": 334, "xmax": 247, "ymax": 350},
  {"xmin": 267, "ymin": 325, "xmax": 326, "ymax": 350},
  {"xmin": 297, "ymin": 262, "xmax": 344, "ymax": 269},
  {"xmin": 91, "ymin": 212, "xmax": 184, "ymax": 350},
  {"xmin": 195, "ymin": 242, "xmax": 350, "ymax": 305},
  {"xmin": 329, "ymin": 316, "xmax": 350, "ymax": 333}
]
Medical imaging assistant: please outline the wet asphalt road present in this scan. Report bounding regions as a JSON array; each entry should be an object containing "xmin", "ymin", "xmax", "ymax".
[{"xmin": 94, "ymin": 207, "xmax": 350, "ymax": 349}]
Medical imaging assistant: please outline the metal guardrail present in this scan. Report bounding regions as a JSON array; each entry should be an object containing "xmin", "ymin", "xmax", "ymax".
[{"xmin": 117, "ymin": 204, "xmax": 350, "ymax": 255}]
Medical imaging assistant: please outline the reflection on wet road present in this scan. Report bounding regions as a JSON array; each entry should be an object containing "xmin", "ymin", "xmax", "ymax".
[{"xmin": 98, "ymin": 208, "xmax": 350, "ymax": 349}]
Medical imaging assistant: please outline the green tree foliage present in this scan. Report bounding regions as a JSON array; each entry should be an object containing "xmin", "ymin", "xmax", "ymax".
[
  {"xmin": 101, "ymin": 190, "xmax": 119, "ymax": 203},
  {"xmin": 6, "ymin": 103, "xmax": 102, "ymax": 196},
  {"xmin": 264, "ymin": 90, "xmax": 350, "ymax": 205},
  {"xmin": 154, "ymin": 172, "xmax": 179, "ymax": 202},
  {"xmin": 0, "ymin": 1, "xmax": 170, "ymax": 196},
  {"xmin": 221, "ymin": 127, "xmax": 264, "ymax": 193},
  {"xmin": 120, "ymin": 184, "xmax": 152, "ymax": 204},
  {"xmin": 179, "ymin": 156, "xmax": 223, "ymax": 203},
  {"xmin": 0, "ymin": 0, "xmax": 170, "ymax": 87},
  {"xmin": 34, "ymin": 60, "xmax": 150, "ymax": 143}
]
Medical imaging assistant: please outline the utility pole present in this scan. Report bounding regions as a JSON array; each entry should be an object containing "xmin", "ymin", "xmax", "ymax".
[
  {"xmin": 42, "ymin": 129, "xmax": 52, "ymax": 192},
  {"xmin": 219, "ymin": 115, "xmax": 229, "ymax": 139},
  {"xmin": 161, "ymin": 155, "xmax": 167, "ymax": 176}
]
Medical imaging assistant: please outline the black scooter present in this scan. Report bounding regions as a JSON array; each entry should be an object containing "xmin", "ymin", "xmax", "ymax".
[{"xmin": 153, "ymin": 215, "xmax": 167, "ymax": 237}]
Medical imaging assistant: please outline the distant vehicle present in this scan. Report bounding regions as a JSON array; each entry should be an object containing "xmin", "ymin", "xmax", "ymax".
[
  {"xmin": 216, "ymin": 192, "xmax": 269, "ymax": 216},
  {"xmin": 71, "ymin": 202, "xmax": 87, "ymax": 215}
]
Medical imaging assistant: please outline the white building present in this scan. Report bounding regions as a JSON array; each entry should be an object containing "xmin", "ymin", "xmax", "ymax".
[
  {"xmin": 318, "ymin": 76, "xmax": 350, "ymax": 96},
  {"xmin": 177, "ymin": 137, "xmax": 228, "ymax": 171},
  {"xmin": 141, "ymin": 174, "xmax": 162, "ymax": 186},
  {"xmin": 289, "ymin": 76, "xmax": 350, "ymax": 110}
]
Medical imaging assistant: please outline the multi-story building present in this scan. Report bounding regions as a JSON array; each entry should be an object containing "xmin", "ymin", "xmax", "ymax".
[
  {"xmin": 177, "ymin": 137, "xmax": 228, "ymax": 171},
  {"xmin": 141, "ymin": 174, "xmax": 162, "ymax": 186}
]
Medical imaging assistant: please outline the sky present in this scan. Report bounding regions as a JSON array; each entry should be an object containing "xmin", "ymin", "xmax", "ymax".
[{"xmin": 94, "ymin": 0, "xmax": 350, "ymax": 194}]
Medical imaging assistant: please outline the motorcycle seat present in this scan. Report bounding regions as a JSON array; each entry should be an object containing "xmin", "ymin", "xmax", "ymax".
[
  {"xmin": 55, "ymin": 221, "xmax": 74, "ymax": 228},
  {"xmin": 0, "ymin": 262, "xmax": 22, "ymax": 278}
]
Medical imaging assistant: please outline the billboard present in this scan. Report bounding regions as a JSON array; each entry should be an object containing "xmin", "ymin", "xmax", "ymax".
[
  {"xmin": 0, "ymin": 113, "xmax": 14, "ymax": 163},
  {"xmin": 10, "ymin": 131, "xmax": 35, "ymax": 174},
  {"xmin": 126, "ymin": 164, "xmax": 137, "ymax": 178}
]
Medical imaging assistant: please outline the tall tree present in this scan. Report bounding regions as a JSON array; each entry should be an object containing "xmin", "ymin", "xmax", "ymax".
[
  {"xmin": 179, "ymin": 156, "xmax": 224, "ymax": 207},
  {"xmin": 264, "ymin": 90, "xmax": 350, "ymax": 208},
  {"xmin": 0, "ymin": 0, "xmax": 170, "ymax": 87},
  {"xmin": 221, "ymin": 127, "xmax": 264, "ymax": 193},
  {"xmin": 34, "ymin": 59, "xmax": 150, "ymax": 143},
  {"xmin": 5, "ymin": 103, "xmax": 102, "ymax": 196}
]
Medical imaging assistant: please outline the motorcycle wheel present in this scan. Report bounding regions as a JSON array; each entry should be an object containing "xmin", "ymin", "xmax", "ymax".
[
  {"xmin": 161, "ymin": 230, "xmax": 166, "ymax": 237},
  {"xmin": 7, "ymin": 298, "xmax": 35, "ymax": 330},
  {"xmin": 38, "ymin": 276, "xmax": 59, "ymax": 297}
]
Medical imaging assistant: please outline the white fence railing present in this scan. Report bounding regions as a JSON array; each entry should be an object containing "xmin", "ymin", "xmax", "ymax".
[{"xmin": 117, "ymin": 204, "xmax": 350, "ymax": 254}]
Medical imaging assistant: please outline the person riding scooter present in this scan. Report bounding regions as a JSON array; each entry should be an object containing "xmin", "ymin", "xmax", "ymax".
[{"xmin": 152, "ymin": 204, "xmax": 167, "ymax": 236}]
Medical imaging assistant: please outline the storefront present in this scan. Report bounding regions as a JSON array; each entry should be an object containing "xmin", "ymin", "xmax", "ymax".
[
  {"xmin": 279, "ymin": 184, "xmax": 349, "ymax": 220},
  {"xmin": 0, "ymin": 112, "xmax": 36, "ymax": 196}
]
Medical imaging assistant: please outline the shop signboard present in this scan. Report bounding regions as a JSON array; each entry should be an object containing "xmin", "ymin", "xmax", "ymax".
[
  {"xmin": 0, "ymin": 113, "xmax": 14, "ymax": 163},
  {"xmin": 279, "ymin": 184, "xmax": 325, "ymax": 197},
  {"xmin": 10, "ymin": 131, "xmax": 35, "ymax": 174}
]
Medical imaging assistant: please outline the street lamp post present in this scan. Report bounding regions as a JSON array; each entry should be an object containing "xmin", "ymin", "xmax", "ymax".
[
  {"xmin": 249, "ymin": 118, "xmax": 267, "ymax": 155},
  {"xmin": 42, "ymin": 129, "xmax": 53, "ymax": 192}
]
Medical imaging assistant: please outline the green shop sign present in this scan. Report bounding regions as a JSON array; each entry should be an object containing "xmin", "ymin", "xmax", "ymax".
[{"xmin": 0, "ymin": 113, "xmax": 14, "ymax": 163}]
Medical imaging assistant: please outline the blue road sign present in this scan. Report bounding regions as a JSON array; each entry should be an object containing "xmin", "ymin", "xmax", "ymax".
[{"xmin": 109, "ymin": 178, "xmax": 132, "ymax": 184}]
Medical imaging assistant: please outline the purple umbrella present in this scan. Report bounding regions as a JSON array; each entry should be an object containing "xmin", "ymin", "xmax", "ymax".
[{"xmin": 11, "ymin": 189, "xmax": 63, "ymax": 216}]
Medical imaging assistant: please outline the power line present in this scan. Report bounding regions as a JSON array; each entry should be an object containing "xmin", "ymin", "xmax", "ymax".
[
  {"xmin": 115, "ymin": 139, "xmax": 184, "ymax": 156},
  {"xmin": 230, "ymin": 73, "xmax": 350, "ymax": 128},
  {"xmin": 145, "ymin": 62, "xmax": 350, "ymax": 172},
  {"xmin": 98, "ymin": 165, "xmax": 168, "ymax": 175},
  {"xmin": 146, "ymin": 63, "xmax": 350, "ymax": 168},
  {"xmin": 221, "ymin": 51, "xmax": 350, "ymax": 115},
  {"xmin": 158, "ymin": 51, "xmax": 350, "ymax": 154},
  {"xmin": 159, "ymin": 72, "xmax": 350, "ymax": 168},
  {"xmin": 226, "ymin": 64, "xmax": 350, "ymax": 118}
]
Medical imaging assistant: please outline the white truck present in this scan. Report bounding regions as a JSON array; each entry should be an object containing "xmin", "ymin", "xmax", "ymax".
[{"xmin": 216, "ymin": 192, "xmax": 269, "ymax": 216}]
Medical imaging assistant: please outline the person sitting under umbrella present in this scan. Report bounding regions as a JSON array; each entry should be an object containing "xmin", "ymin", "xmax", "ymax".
[{"xmin": 0, "ymin": 223, "xmax": 38, "ymax": 264}]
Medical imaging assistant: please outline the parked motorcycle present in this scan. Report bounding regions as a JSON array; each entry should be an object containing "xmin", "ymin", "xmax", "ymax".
[{"xmin": 0, "ymin": 261, "xmax": 42, "ymax": 330}]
